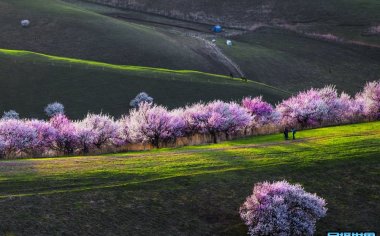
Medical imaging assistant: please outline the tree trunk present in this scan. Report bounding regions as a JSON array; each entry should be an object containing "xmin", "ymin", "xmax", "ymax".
[{"xmin": 212, "ymin": 132, "xmax": 217, "ymax": 144}]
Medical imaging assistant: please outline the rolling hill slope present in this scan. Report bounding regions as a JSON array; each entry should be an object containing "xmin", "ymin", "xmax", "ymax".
[
  {"xmin": 0, "ymin": 122, "xmax": 379, "ymax": 235},
  {"xmin": 83, "ymin": 0, "xmax": 380, "ymax": 44},
  {"xmin": 0, "ymin": 0, "xmax": 229, "ymax": 74},
  {"xmin": 0, "ymin": 49, "xmax": 288, "ymax": 119},
  {"xmin": 1, "ymin": 0, "xmax": 379, "ymax": 118},
  {"xmin": 219, "ymin": 27, "xmax": 380, "ymax": 94}
]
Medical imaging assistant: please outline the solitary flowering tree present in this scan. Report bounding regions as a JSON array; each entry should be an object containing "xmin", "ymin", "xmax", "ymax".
[
  {"xmin": 130, "ymin": 92, "xmax": 154, "ymax": 108},
  {"xmin": 123, "ymin": 102, "xmax": 184, "ymax": 148},
  {"xmin": 45, "ymin": 102, "xmax": 65, "ymax": 117},
  {"xmin": 242, "ymin": 96, "xmax": 279, "ymax": 127},
  {"xmin": 357, "ymin": 80, "xmax": 380, "ymax": 120},
  {"xmin": 240, "ymin": 180, "xmax": 327, "ymax": 236},
  {"xmin": 2, "ymin": 110, "xmax": 20, "ymax": 120},
  {"xmin": 49, "ymin": 114, "xmax": 78, "ymax": 154}
]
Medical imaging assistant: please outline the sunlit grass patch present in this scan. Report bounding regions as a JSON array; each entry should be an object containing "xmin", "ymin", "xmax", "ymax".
[{"xmin": 0, "ymin": 121, "xmax": 379, "ymax": 234}]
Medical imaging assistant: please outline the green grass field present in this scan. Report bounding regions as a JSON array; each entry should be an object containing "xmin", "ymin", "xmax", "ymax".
[
  {"xmin": 219, "ymin": 28, "xmax": 380, "ymax": 94},
  {"xmin": 0, "ymin": 122, "xmax": 379, "ymax": 235},
  {"xmin": 0, "ymin": 49, "xmax": 288, "ymax": 119}
]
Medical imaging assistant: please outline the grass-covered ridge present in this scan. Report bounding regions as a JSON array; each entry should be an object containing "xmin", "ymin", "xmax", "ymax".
[
  {"xmin": 0, "ymin": 49, "xmax": 288, "ymax": 119},
  {"xmin": 0, "ymin": 48, "xmax": 276, "ymax": 84},
  {"xmin": 0, "ymin": 121, "xmax": 379, "ymax": 235}
]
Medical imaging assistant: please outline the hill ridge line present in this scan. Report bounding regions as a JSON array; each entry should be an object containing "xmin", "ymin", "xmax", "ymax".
[{"xmin": 0, "ymin": 48, "xmax": 291, "ymax": 95}]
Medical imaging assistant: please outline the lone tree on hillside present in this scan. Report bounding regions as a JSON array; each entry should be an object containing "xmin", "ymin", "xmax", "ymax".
[
  {"xmin": 130, "ymin": 92, "xmax": 153, "ymax": 108},
  {"xmin": 240, "ymin": 180, "xmax": 327, "ymax": 236}
]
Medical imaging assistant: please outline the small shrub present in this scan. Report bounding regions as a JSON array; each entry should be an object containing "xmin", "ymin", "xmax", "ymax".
[
  {"xmin": 2, "ymin": 110, "xmax": 20, "ymax": 120},
  {"xmin": 45, "ymin": 102, "xmax": 64, "ymax": 117},
  {"xmin": 240, "ymin": 180, "xmax": 327, "ymax": 236},
  {"xmin": 130, "ymin": 92, "xmax": 153, "ymax": 108}
]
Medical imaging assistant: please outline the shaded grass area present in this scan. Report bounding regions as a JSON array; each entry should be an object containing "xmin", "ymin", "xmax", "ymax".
[
  {"xmin": 0, "ymin": 49, "xmax": 287, "ymax": 119},
  {"xmin": 219, "ymin": 27, "xmax": 380, "ymax": 94},
  {"xmin": 0, "ymin": 122, "xmax": 379, "ymax": 235}
]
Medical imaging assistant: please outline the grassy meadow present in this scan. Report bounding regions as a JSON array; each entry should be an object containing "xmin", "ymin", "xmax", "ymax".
[{"xmin": 0, "ymin": 121, "xmax": 379, "ymax": 235}]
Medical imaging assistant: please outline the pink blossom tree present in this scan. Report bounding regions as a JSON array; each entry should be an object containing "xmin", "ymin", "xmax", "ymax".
[
  {"xmin": 339, "ymin": 92, "xmax": 365, "ymax": 123},
  {"xmin": 26, "ymin": 120, "xmax": 57, "ymax": 155},
  {"xmin": 74, "ymin": 123, "xmax": 95, "ymax": 154},
  {"xmin": 180, "ymin": 103, "xmax": 208, "ymax": 136},
  {"xmin": 79, "ymin": 113, "xmax": 120, "ymax": 150},
  {"xmin": 123, "ymin": 102, "xmax": 185, "ymax": 148},
  {"xmin": 208, "ymin": 101, "xmax": 251, "ymax": 141},
  {"xmin": 276, "ymin": 86, "xmax": 354, "ymax": 127},
  {"xmin": 49, "ymin": 114, "xmax": 78, "ymax": 155},
  {"xmin": 242, "ymin": 96, "xmax": 279, "ymax": 127},
  {"xmin": 181, "ymin": 101, "xmax": 251, "ymax": 143},
  {"xmin": 0, "ymin": 119, "xmax": 38, "ymax": 157},
  {"xmin": 356, "ymin": 80, "xmax": 380, "ymax": 120},
  {"xmin": 240, "ymin": 180, "xmax": 327, "ymax": 236},
  {"xmin": 199, "ymin": 101, "xmax": 251, "ymax": 143}
]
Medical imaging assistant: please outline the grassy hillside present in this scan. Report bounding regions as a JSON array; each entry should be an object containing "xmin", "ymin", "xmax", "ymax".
[
  {"xmin": 0, "ymin": 49, "xmax": 288, "ymax": 119},
  {"xmin": 21, "ymin": 0, "xmax": 380, "ymax": 94},
  {"xmin": 0, "ymin": 0, "xmax": 229, "ymax": 74},
  {"xmin": 83, "ymin": 0, "xmax": 380, "ymax": 44},
  {"xmin": 219, "ymin": 27, "xmax": 380, "ymax": 94},
  {"xmin": 1, "ymin": 0, "xmax": 379, "ymax": 117},
  {"xmin": 0, "ymin": 122, "xmax": 379, "ymax": 235}
]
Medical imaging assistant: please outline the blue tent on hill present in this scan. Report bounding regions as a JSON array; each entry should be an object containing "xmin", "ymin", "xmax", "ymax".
[{"xmin": 212, "ymin": 25, "xmax": 222, "ymax": 33}]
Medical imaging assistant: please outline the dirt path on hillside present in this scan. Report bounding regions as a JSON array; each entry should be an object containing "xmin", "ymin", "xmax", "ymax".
[{"xmin": 104, "ymin": 11, "xmax": 246, "ymax": 77}]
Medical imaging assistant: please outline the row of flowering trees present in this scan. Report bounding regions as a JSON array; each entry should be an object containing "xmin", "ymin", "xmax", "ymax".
[{"xmin": 0, "ymin": 81, "xmax": 379, "ymax": 158}]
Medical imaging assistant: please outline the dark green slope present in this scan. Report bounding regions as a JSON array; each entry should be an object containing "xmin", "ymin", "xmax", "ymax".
[
  {"xmin": 0, "ymin": 49, "xmax": 288, "ymax": 119},
  {"xmin": 219, "ymin": 28, "xmax": 380, "ymax": 94},
  {"xmin": 0, "ymin": 0, "xmax": 228, "ymax": 74}
]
